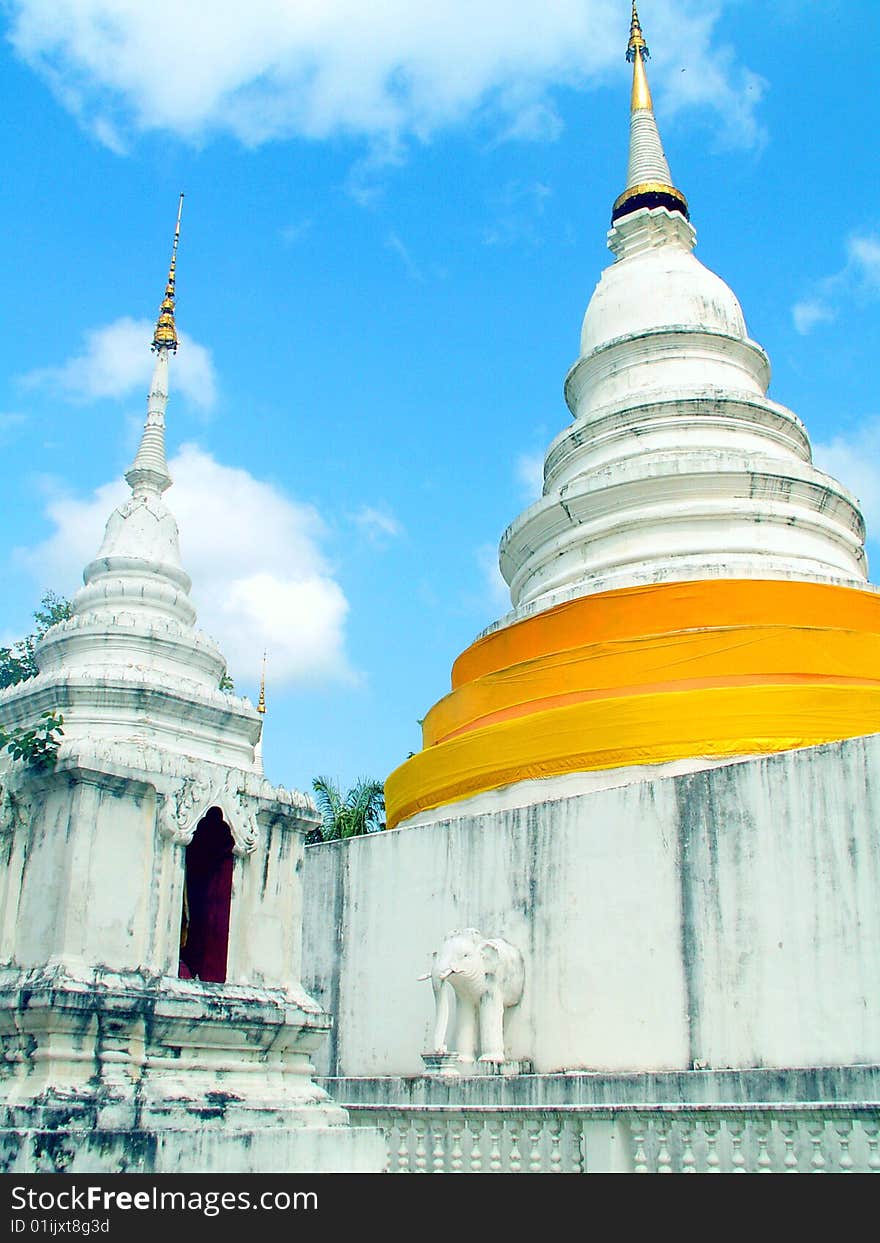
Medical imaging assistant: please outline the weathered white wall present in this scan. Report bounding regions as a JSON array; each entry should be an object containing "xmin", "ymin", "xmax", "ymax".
[
  {"xmin": 302, "ymin": 734, "xmax": 880, "ymax": 1077},
  {"xmin": 0, "ymin": 756, "xmax": 314, "ymax": 988},
  {"xmin": 0, "ymin": 754, "xmax": 388, "ymax": 1176}
]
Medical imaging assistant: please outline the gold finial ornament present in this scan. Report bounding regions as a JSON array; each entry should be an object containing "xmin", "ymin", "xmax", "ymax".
[
  {"xmin": 152, "ymin": 193, "xmax": 184, "ymax": 353},
  {"xmin": 627, "ymin": 2, "xmax": 653, "ymax": 112},
  {"xmin": 627, "ymin": 2, "xmax": 649, "ymax": 62},
  {"xmin": 257, "ymin": 651, "xmax": 267, "ymax": 715},
  {"xmin": 612, "ymin": 2, "xmax": 689, "ymax": 224}
]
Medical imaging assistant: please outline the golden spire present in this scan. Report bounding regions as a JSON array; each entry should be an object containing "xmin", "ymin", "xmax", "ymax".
[
  {"xmin": 257, "ymin": 651, "xmax": 267, "ymax": 715},
  {"xmin": 152, "ymin": 193, "xmax": 184, "ymax": 353},
  {"xmin": 627, "ymin": 2, "xmax": 648, "ymax": 61},
  {"xmin": 627, "ymin": 3, "xmax": 653, "ymax": 112},
  {"xmin": 611, "ymin": 2, "xmax": 689, "ymax": 225}
]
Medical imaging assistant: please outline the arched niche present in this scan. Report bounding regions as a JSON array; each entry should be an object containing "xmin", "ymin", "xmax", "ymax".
[{"xmin": 178, "ymin": 805, "xmax": 234, "ymax": 983}]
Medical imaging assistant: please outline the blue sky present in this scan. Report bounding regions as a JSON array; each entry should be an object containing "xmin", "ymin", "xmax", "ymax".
[{"xmin": 1, "ymin": 0, "xmax": 877, "ymax": 799}]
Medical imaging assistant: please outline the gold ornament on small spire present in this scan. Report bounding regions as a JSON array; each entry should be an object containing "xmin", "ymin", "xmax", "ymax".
[
  {"xmin": 611, "ymin": 2, "xmax": 689, "ymax": 225},
  {"xmin": 152, "ymin": 192, "xmax": 184, "ymax": 354},
  {"xmin": 627, "ymin": 2, "xmax": 653, "ymax": 112},
  {"xmin": 627, "ymin": 2, "xmax": 649, "ymax": 62},
  {"xmin": 257, "ymin": 651, "xmax": 267, "ymax": 715}
]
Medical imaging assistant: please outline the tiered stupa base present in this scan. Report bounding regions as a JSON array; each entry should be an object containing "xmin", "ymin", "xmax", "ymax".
[
  {"xmin": 387, "ymin": 578, "xmax": 880, "ymax": 828},
  {"xmin": 0, "ymin": 965, "xmax": 384, "ymax": 1173}
]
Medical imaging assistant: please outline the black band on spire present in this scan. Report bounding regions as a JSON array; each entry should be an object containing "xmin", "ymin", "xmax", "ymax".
[{"xmin": 612, "ymin": 188, "xmax": 690, "ymax": 225}]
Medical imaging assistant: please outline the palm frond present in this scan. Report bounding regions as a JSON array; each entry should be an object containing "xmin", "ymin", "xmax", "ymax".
[
  {"xmin": 311, "ymin": 775, "xmax": 345, "ymax": 840},
  {"xmin": 342, "ymin": 777, "xmax": 385, "ymax": 837},
  {"xmin": 310, "ymin": 774, "xmax": 385, "ymax": 840}
]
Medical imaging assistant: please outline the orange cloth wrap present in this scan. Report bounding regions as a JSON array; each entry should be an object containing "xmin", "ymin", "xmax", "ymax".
[{"xmin": 386, "ymin": 579, "xmax": 880, "ymax": 829}]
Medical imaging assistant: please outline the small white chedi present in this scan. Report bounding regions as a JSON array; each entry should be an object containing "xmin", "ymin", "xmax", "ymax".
[{"xmin": 0, "ymin": 200, "xmax": 383, "ymax": 1174}]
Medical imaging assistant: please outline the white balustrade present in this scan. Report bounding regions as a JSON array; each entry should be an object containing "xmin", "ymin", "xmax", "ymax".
[{"xmin": 345, "ymin": 1105, "xmax": 880, "ymax": 1174}]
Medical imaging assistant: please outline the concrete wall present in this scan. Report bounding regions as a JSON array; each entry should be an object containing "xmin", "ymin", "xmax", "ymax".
[{"xmin": 302, "ymin": 734, "xmax": 880, "ymax": 1077}]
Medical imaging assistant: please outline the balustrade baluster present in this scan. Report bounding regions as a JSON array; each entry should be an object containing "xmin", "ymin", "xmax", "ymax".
[
  {"xmin": 395, "ymin": 1116, "xmax": 410, "ymax": 1173},
  {"xmin": 549, "ymin": 1117, "xmax": 563, "ymax": 1173},
  {"xmin": 466, "ymin": 1117, "xmax": 483, "ymax": 1172},
  {"xmin": 778, "ymin": 1117, "xmax": 799, "ymax": 1172},
  {"xmin": 702, "ymin": 1116, "xmax": 721, "ymax": 1173},
  {"xmin": 413, "ymin": 1117, "xmax": 428, "ymax": 1173},
  {"xmin": 508, "ymin": 1118, "xmax": 523, "ymax": 1173},
  {"xmin": 680, "ymin": 1116, "xmax": 696, "ymax": 1173},
  {"xmin": 862, "ymin": 1116, "xmax": 880, "ymax": 1173},
  {"xmin": 450, "ymin": 1117, "xmax": 464, "ymax": 1173},
  {"xmin": 655, "ymin": 1116, "xmax": 673, "ymax": 1173},
  {"xmin": 807, "ymin": 1116, "xmax": 827, "ymax": 1173},
  {"xmin": 630, "ymin": 1115, "xmax": 649, "ymax": 1174},
  {"xmin": 833, "ymin": 1117, "xmax": 854, "ymax": 1173},
  {"xmin": 573, "ymin": 1116, "xmax": 588, "ymax": 1174},
  {"xmin": 728, "ymin": 1115, "xmax": 746, "ymax": 1173},
  {"xmin": 488, "ymin": 1117, "xmax": 503, "ymax": 1172},
  {"xmin": 754, "ymin": 1115, "xmax": 773, "ymax": 1173},
  {"xmin": 526, "ymin": 1118, "xmax": 543, "ymax": 1172},
  {"xmin": 383, "ymin": 1117, "xmax": 395, "ymax": 1173},
  {"xmin": 431, "ymin": 1120, "xmax": 446, "ymax": 1173}
]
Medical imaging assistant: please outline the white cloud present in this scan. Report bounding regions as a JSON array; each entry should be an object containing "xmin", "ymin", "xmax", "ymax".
[
  {"xmin": 353, "ymin": 505, "xmax": 403, "ymax": 542},
  {"xmin": 813, "ymin": 419, "xmax": 880, "ymax": 546},
  {"xmin": 848, "ymin": 235, "xmax": 880, "ymax": 289},
  {"xmin": 21, "ymin": 317, "xmax": 217, "ymax": 413},
  {"xmin": 7, "ymin": 1, "xmax": 765, "ymax": 154},
  {"xmin": 483, "ymin": 181, "xmax": 553, "ymax": 247},
  {"xmin": 17, "ymin": 444, "xmax": 355, "ymax": 688},
  {"xmin": 657, "ymin": 33, "xmax": 767, "ymax": 152},
  {"xmin": 279, "ymin": 217, "xmax": 313, "ymax": 245},
  {"xmin": 793, "ymin": 230, "xmax": 880, "ymax": 334},
  {"xmin": 385, "ymin": 233, "xmax": 423, "ymax": 282},
  {"xmin": 793, "ymin": 299, "xmax": 835, "ymax": 336},
  {"xmin": 516, "ymin": 451, "xmax": 545, "ymax": 500},
  {"xmin": 477, "ymin": 541, "xmax": 510, "ymax": 613}
]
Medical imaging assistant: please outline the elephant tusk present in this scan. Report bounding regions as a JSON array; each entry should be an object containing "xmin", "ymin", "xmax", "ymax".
[{"xmin": 416, "ymin": 973, "xmax": 431, "ymax": 981}]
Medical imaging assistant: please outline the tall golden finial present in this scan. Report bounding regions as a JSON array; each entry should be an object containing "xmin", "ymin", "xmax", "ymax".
[
  {"xmin": 611, "ymin": 1, "xmax": 689, "ymax": 226},
  {"xmin": 627, "ymin": 2, "xmax": 648, "ymax": 61},
  {"xmin": 152, "ymin": 193, "xmax": 184, "ymax": 353},
  {"xmin": 257, "ymin": 651, "xmax": 267, "ymax": 715},
  {"xmin": 626, "ymin": 3, "xmax": 653, "ymax": 112}
]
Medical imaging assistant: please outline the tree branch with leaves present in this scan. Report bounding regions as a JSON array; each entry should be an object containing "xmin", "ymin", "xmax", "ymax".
[
  {"xmin": 0, "ymin": 592, "xmax": 72, "ymax": 690},
  {"xmin": 0, "ymin": 593, "xmax": 70, "ymax": 771},
  {"xmin": 0, "ymin": 711, "xmax": 64, "ymax": 770}
]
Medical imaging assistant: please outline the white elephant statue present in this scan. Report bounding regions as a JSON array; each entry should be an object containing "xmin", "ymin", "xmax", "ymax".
[{"xmin": 421, "ymin": 928, "xmax": 524, "ymax": 1065}]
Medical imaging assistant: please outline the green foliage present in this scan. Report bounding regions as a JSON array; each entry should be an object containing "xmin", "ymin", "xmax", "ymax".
[
  {"xmin": 0, "ymin": 592, "xmax": 73, "ymax": 690},
  {"xmin": 0, "ymin": 711, "xmax": 64, "ymax": 770},
  {"xmin": 218, "ymin": 672, "xmax": 235, "ymax": 692},
  {"xmin": 0, "ymin": 594, "xmax": 69, "ymax": 770},
  {"xmin": 307, "ymin": 775, "xmax": 386, "ymax": 844}
]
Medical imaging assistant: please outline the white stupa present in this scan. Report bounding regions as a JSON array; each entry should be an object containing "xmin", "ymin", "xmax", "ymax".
[
  {"xmin": 0, "ymin": 199, "xmax": 383, "ymax": 1174},
  {"xmin": 29, "ymin": 204, "xmax": 261, "ymax": 772},
  {"xmin": 299, "ymin": 11, "xmax": 880, "ymax": 1143},
  {"xmin": 501, "ymin": 7, "xmax": 864, "ymax": 617},
  {"xmin": 385, "ymin": 3, "xmax": 880, "ymax": 830}
]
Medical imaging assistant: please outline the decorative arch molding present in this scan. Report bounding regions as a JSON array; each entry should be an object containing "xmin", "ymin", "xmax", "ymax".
[{"xmin": 158, "ymin": 774, "xmax": 259, "ymax": 856}]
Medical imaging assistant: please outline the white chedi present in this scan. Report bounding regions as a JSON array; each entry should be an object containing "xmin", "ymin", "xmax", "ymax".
[
  {"xmin": 495, "ymin": 6, "xmax": 867, "ymax": 623},
  {"xmin": 2, "ymin": 349, "xmax": 262, "ymax": 772},
  {"xmin": 498, "ymin": 203, "xmax": 868, "ymax": 621}
]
